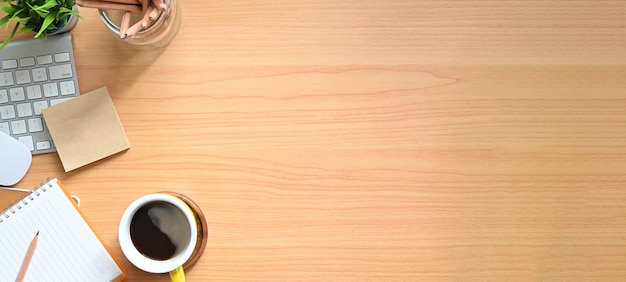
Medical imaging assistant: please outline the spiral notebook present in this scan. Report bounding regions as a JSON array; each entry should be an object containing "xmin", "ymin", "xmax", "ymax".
[{"xmin": 0, "ymin": 179, "xmax": 126, "ymax": 281}]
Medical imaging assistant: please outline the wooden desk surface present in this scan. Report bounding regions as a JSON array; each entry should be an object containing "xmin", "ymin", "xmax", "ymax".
[{"xmin": 10, "ymin": 1, "xmax": 626, "ymax": 280}]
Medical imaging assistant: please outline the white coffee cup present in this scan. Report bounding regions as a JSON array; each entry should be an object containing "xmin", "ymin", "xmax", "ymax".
[{"xmin": 119, "ymin": 193, "xmax": 197, "ymax": 280}]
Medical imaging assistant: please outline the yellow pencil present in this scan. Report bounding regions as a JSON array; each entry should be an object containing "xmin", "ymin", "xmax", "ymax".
[
  {"xmin": 125, "ymin": 20, "xmax": 144, "ymax": 38},
  {"xmin": 16, "ymin": 231, "xmax": 39, "ymax": 282},
  {"xmin": 141, "ymin": 0, "xmax": 149, "ymax": 14},
  {"xmin": 96, "ymin": 0, "xmax": 142, "ymax": 5},
  {"xmin": 120, "ymin": 11, "xmax": 132, "ymax": 39},
  {"xmin": 151, "ymin": 0, "xmax": 167, "ymax": 11},
  {"xmin": 140, "ymin": 5, "xmax": 157, "ymax": 28},
  {"xmin": 148, "ymin": 4, "xmax": 160, "ymax": 20},
  {"xmin": 76, "ymin": 0, "xmax": 142, "ymax": 12}
]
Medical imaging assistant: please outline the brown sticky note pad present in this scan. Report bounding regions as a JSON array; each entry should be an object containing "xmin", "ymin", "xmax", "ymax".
[{"xmin": 43, "ymin": 87, "xmax": 130, "ymax": 172}]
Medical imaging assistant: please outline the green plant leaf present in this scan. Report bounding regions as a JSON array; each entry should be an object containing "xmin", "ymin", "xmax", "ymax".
[
  {"xmin": 16, "ymin": 16, "xmax": 30, "ymax": 24},
  {"xmin": 58, "ymin": 6, "xmax": 73, "ymax": 14},
  {"xmin": 0, "ymin": 14, "xmax": 11, "ymax": 30},
  {"xmin": 0, "ymin": 0, "xmax": 78, "ymax": 44},
  {"xmin": 0, "ymin": 22, "xmax": 19, "ymax": 50},
  {"xmin": 32, "ymin": 0, "xmax": 59, "ymax": 12},
  {"xmin": 34, "ymin": 9, "xmax": 56, "ymax": 38},
  {"xmin": 11, "ymin": 7, "xmax": 26, "ymax": 19},
  {"xmin": 19, "ymin": 25, "xmax": 34, "ymax": 34},
  {"xmin": 0, "ymin": 6, "xmax": 15, "ymax": 14},
  {"xmin": 8, "ymin": 10, "xmax": 24, "ymax": 24}
]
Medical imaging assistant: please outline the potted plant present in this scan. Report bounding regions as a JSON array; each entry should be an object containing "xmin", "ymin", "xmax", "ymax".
[{"xmin": 0, "ymin": 0, "xmax": 79, "ymax": 50}]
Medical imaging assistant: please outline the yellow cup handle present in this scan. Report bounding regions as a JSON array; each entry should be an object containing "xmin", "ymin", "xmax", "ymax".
[{"xmin": 169, "ymin": 266, "xmax": 186, "ymax": 282}]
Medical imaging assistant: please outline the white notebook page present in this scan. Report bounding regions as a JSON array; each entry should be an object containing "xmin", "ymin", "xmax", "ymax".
[{"xmin": 0, "ymin": 179, "xmax": 124, "ymax": 281}]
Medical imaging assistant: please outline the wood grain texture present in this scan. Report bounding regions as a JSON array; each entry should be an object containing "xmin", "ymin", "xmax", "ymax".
[{"xmin": 6, "ymin": 0, "xmax": 626, "ymax": 280}]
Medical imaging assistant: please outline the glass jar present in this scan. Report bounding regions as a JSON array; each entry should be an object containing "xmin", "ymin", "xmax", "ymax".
[{"xmin": 98, "ymin": 0, "xmax": 182, "ymax": 49}]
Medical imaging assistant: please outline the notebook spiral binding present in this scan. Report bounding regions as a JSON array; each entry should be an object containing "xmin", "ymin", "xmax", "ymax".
[{"xmin": 0, "ymin": 179, "xmax": 52, "ymax": 224}]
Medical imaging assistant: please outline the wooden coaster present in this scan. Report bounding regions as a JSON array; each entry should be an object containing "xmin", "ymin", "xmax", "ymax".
[{"xmin": 161, "ymin": 192, "xmax": 208, "ymax": 270}]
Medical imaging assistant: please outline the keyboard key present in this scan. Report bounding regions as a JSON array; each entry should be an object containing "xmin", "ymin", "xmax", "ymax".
[
  {"xmin": 0, "ymin": 90, "xmax": 7, "ymax": 103},
  {"xmin": 26, "ymin": 85, "xmax": 42, "ymax": 99},
  {"xmin": 49, "ymin": 64, "xmax": 73, "ymax": 80},
  {"xmin": 10, "ymin": 120, "xmax": 26, "ymax": 134},
  {"xmin": 36, "ymin": 140, "xmax": 51, "ymax": 151},
  {"xmin": 0, "ymin": 122, "xmax": 8, "ymax": 134},
  {"xmin": 19, "ymin": 57, "xmax": 35, "ymax": 67},
  {"xmin": 0, "ymin": 72, "xmax": 14, "ymax": 86},
  {"xmin": 51, "ymin": 97, "xmax": 73, "ymax": 106},
  {"xmin": 36, "ymin": 55, "xmax": 53, "ymax": 65},
  {"xmin": 2, "ymin": 59, "xmax": 17, "ymax": 69},
  {"xmin": 33, "ymin": 101, "xmax": 48, "ymax": 115},
  {"xmin": 43, "ymin": 83, "xmax": 59, "ymax": 97},
  {"xmin": 60, "ymin": 80, "xmax": 76, "ymax": 95},
  {"xmin": 32, "ymin": 68, "xmax": 47, "ymax": 82},
  {"xmin": 17, "ymin": 136, "xmax": 34, "ymax": 151},
  {"xmin": 55, "ymin": 52, "xmax": 70, "ymax": 63},
  {"xmin": 28, "ymin": 118, "xmax": 44, "ymax": 132},
  {"xmin": 0, "ymin": 105, "xmax": 15, "ymax": 119},
  {"xmin": 1, "ymin": 33, "xmax": 79, "ymax": 155},
  {"xmin": 17, "ymin": 103, "xmax": 32, "ymax": 117},
  {"xmin": 15, "ymin": 70, "xmax": 31, "ymax": 84},
  {"xmin": 9, "ymin": 87, "xmax": 25, "ymax": 101}
]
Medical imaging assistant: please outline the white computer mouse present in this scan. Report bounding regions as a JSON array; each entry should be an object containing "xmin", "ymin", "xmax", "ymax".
[{"xmin": 0, "ymin": 131, "xmax": 32, "ymax": 186}]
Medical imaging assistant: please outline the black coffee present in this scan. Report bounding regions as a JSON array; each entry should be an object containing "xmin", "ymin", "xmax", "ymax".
[{"xmin": 130, "ymin": 201, "xmax": 191, "ymax": 260}]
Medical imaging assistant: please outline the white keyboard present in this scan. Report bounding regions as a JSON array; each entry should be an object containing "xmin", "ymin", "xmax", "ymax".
[{"xmin": 0, "ymin": 33, "xmax": 80, "ymax": 154}]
